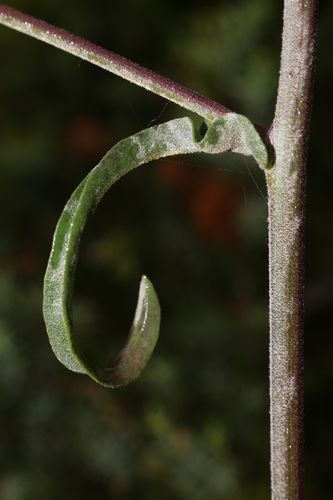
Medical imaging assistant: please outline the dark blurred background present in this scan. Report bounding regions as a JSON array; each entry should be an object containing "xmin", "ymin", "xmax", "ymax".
[{"xmin": 0, "ymin": 0, "xmax": 332, "ymax": 498}]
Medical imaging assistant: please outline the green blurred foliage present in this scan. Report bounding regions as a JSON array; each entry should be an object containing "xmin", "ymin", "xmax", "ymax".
[{"xmin": 0, "ymin": 0, "xmax": 331, "ymax": 498}]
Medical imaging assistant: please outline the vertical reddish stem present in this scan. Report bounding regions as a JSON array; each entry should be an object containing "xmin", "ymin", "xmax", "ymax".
[{"xmin": 267, "ymin": 1, "xmax": 318, "ymax": 498}]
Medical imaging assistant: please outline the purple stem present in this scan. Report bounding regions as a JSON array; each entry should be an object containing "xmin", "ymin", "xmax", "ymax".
[{"xmin": 0, "ymin": 3, "xmax": 268, "ymax": 139}]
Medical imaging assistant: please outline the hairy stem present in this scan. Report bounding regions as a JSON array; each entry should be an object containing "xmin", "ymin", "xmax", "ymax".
[
  {"xmin": 0, "ymin": 3, "xmax": 268, "ymax": 139},
  {"xmin": 0, "ymin": 4, "xmax": 229, "ymax": 122},
  {"xmin": 267, "ymin": 0, "xmax": 318, "ymax": 498}
]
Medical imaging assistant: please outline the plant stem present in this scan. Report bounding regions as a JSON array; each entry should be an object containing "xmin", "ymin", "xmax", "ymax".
[
  {"xmin": 0, "ymin": 4, "xmax": 229, "ymax": 122},
  {"xmin": 267, "ymin": 0, "xmax": 318, "ymax": 498},
  {"xmin": 0, "ymin": 3, "xmax": 268, "ymax": 139}
]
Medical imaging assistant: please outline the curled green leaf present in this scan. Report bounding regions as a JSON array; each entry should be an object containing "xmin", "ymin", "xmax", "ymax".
[{"xmin": 43, "ymin": 113, "xmax": 268, "ymax": 388}]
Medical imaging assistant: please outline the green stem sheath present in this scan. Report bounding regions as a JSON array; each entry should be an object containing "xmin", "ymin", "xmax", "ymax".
[{"xmin": 267, "ymin": 0, "xmax": 318, "ymax": 498}]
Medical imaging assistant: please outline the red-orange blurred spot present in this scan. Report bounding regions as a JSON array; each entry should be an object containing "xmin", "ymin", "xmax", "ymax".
[
  {"xmin": 155, "ymin": 159, "xmax": 241, "ymax": 248},
  {"xmin": 1, "ymin": 247, "xmax": 42, "ymax": 278},
  {"xmin": 66, "ymin": 115, "xmax": 110, "ymax": 161},
  {"xmin": 155, "ymin": 159, "xmax": 191, "ymax": 190}
]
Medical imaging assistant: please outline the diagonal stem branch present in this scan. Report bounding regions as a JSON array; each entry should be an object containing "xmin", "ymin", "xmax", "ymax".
[
  {"xmin": 267, "ymin": 0, "xmax": 318, "ymax": 498},
  {"xmin": 0, "ymin": 3, "xmax": 268, "ymax": 139},
  {"xmin": 0, "ymin": 4, "xmax": 228, "ymax": 122}
]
